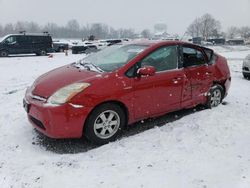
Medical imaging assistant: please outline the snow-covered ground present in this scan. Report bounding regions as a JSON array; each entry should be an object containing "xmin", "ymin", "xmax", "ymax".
[{"xmin": 0, "ymin": 46, "xmax": 250, "ymax": 188}]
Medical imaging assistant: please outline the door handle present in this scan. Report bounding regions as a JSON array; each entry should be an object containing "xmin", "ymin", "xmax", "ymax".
[
  {"xmin": 172, "ymin": 77, "xmax": 182, "ymax": 84},
  {"xmin": 205, "ymin": 72, "xmax": 212, "ymax": 76}
]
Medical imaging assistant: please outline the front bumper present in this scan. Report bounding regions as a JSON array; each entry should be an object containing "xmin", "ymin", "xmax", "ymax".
[{"xmin": 24, "ymin": 92, "xmax": 93, "ymax": 139}]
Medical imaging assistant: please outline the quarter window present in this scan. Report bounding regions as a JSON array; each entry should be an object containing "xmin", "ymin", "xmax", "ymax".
[
  {"xmin": 141, "ymin": 46, "xmax": 178, "ymax": 72},
  {"xmin": 183, "ymin": 47, "xmax": 206, "ymax": 67}
]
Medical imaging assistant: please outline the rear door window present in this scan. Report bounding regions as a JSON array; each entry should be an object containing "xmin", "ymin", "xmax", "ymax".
[{"xmin": 183, "ymin": 47, "xmax": 206, "ymax": 67}]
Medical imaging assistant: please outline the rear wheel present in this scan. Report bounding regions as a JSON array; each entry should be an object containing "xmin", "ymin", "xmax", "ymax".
[
  {"xmin": 84, "ymin": 103, "xmax": 126, "ymax": 145},
  {"xmin": 243, "ymin": 74, "xmax": 249, "ymax": 79},
  {"xmin": 206, "ymin": 84, "xmax": 224, "ymax": 108},
  {"xmin": 59, "ymin": 48, "xmax": 64, "ymax": 52},
  {"xmin": 0, "ymin": 50, "xmax": 8, "ymax": 57},
  {"xmin": 36, "ymin": 50, "xmax": 47, "ymax": 56}
]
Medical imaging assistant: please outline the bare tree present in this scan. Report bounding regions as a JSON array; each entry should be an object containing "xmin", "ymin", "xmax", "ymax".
[
  {"xmin": 187, "ymin": 18, "xmax": 201, "ymax": 37},
  {"xmin": 141, "ymin": 29, "xmax": 151, "ymax": 38},
  {"xmin": 186, "ymin": 14, "xmax": 221, "ymax": 39},
  {"xmin": 3, "ymin": 23, "xmax": 14, "ymax": 35},
  {"xmin": 66, "ymin": 19, "xmax": 80, "ymax": 31},
  {"xmin": 227, "ymin": 26, "xmax": 240, "ymax": 39},
  {"xmin": 0, "ymin": 20, "xmax": 137, "ymax": 39},
  {"xmin": 118, "ymin": 28, "xmax": 135, "ymax": 39},
  {"xmin": 154, "ymin": 23, "xmax": 167, "ymax": 33},
  {"xmin": 239, "ymin": 26, "xmax": 250, "ymax": 39}
]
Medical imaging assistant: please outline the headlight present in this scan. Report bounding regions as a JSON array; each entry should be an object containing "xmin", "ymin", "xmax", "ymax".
[{"xmin": 47, "ymin": 83, "xmax": 90, "ymax": 105}]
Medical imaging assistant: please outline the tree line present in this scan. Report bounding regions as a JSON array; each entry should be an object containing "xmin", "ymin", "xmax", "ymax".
[
  {"xmin": 1, "ymin": 15, "xmax": 250, "ymax": 40},
  {"xmin": 186, "ymin": 13, "xmax": 250, "ymax": 40},
  {"xmin": 0, "ymin": 20, "xmax": 137, "ymax": 39}
]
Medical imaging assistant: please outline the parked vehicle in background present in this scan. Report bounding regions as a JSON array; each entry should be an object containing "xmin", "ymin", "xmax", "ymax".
[
  {"xmin": 246, "ymin": 40, "xmax": 250, "ymax": 45},
  {"xmin": 71, "ymin": 44, "xmax": 98, "ymax": 54},
  {"xmin": 207, "ymin": 38, "xmax": 226, "ymax": 45},
  {"xmin": 23, "ymin": 41, "xmax": 231, "ymax": 145},
  {"xmin": 201, "ymin": 41, "xmax": 213, "ymax": 46},
  {"xmin": 0, "ymin": 33, "xmax": 52, "ymax": 57},
  {"xmin": 191, "ymin": 37, "xmax": 202, "ymax": 45},
  {"xmin": 242, "ymin": 54, "xmax": 250, "ymax": 79},
  {"xmin": 226, "ymin": 39, "xmax": 245, "ymax": 45},
  {"xmin": 106, "ymin": 39, "xmax": 122, "ymax": 46},
  {"xmin": 52, "ymin": 41, "xmax": 69, "ymax": 52}
]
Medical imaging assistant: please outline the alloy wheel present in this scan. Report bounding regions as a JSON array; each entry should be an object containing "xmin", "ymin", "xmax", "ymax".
[
  {"xmin": 210, "ymin": 89, "xmax": 222, "ymax": 107},
  {"xmin": 93, "ymin": 110, "xmax": 120, "ymax": 139}
]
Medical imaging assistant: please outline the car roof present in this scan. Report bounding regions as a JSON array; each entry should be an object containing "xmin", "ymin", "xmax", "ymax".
[
  {"xmin": 3, "ymin": 34, "xmax": 51, "ymax": 38},
  {"xmin": 126, "ymin": 40, "xmax": 193, "ymax": 47}
]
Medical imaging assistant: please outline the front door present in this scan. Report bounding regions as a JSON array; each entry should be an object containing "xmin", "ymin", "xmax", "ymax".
[
  {"xmin": 132, "ymin": 45, "xmax": 184, "ymax": 120},
  {"xmin": 3, "ymin": 36, "xmax": 21, "ymax": 54}
]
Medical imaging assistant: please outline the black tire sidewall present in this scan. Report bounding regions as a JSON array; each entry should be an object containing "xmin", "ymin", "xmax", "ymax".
[
  {"xmin": 40, "ymin": 50, "xmax": 47, "ymax": 56},
  {"xmin": 0, "ymin": 50, "xmax": 8, "ymax": 57},
  {"xmin": 84, "ymin": 103, "xmax": 126, "ymax": 145}
]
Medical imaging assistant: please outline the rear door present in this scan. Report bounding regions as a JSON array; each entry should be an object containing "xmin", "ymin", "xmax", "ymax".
[{"xmin": 182, "ymin": 45, "xmax": 213, "ymax": 105}]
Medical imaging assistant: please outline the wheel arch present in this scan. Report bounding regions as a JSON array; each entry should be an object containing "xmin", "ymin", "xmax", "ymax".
[
  {"xmin": 82, "ymin": 100, "xmax": 129, "ymax": 134},
  {"xmin": 0, "ymin": 49, "xmax": 9, "ymax": 56},
  {"xmin": 212, "ymin": 80, "xmax": 226, "ymax": 98}
]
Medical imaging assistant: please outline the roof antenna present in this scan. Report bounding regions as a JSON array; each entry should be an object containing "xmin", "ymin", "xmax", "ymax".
[
  {"xmin": 19, "ymin": 31, "xmax": 26, "ymax": 35},
  {"xmin": 43, "ymin": 31, "xmax": 49, "ymax": 35}
]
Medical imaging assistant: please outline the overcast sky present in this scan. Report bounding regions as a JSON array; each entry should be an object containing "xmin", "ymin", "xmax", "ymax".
[{"xmin": 0, "ymin": 0, "xmax": 249, "ymax": 35}]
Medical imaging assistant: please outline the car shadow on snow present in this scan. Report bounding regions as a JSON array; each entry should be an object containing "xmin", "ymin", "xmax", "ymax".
[{"xmin": 33, "ymin": 104, "xmax": 227, "ymax": 154}]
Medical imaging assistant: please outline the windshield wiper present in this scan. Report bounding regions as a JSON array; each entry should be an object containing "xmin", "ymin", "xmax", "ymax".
[{"xmin": 75, "ymin": 60, "xmax": 104, "ymax": 73}]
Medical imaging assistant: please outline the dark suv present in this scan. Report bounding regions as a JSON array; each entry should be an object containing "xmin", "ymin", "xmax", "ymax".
[{"xmin": 0, "ymin": 33, "xmax": 53, "ymax": 57}]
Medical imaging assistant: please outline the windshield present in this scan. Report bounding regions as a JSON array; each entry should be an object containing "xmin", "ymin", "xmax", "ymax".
[
  {"xmin": 0, "ymin": 35, "xmax": 11, "ymax": 43},
  {"xmin": 79, "ymin": 44, "xmax": 148, "ymax": 72}
]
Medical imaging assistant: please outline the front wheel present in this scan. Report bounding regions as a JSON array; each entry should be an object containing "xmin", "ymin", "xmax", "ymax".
[
  {"xmin": 0, "ymin": 50, "xmax": 8, "ymax": 57},
  {"xmin": 84, "ymin": 103, "xmax": 126, "ymax": 145},
  {"xmin": 206, "ymin": 84, "xmax": 224, "ymax": 108}
]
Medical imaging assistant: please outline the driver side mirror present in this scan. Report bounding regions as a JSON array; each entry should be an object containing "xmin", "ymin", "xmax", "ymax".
[{"xmin": 137, "ymin": 66, "xmax": 156, "ymax": 76}]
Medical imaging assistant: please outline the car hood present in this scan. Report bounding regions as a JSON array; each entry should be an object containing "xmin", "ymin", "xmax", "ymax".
[{"xmin": 31, "ymin": 64, "xmax": 101, "ymax": 98}]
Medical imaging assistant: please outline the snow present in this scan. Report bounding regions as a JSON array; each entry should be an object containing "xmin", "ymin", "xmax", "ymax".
[{"xmin": 0, "ymin": 46, "xmax": 250, "ymax": 188}]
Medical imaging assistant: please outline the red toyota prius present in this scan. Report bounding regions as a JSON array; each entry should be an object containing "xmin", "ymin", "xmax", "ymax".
[{"xmin": 23, "ymin": 41, "xmax": 231, "ymax": 145}]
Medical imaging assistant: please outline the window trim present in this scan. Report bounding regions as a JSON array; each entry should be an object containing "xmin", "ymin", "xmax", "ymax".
[
  {"xmin": 181, "ymin": 45, "xmax": 208, "ymax": 68},
  {"xmin": 125, "ymin": 44, "xmax": 182, "ymax": 78}
]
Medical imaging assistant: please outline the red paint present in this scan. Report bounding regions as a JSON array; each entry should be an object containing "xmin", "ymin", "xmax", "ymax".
[{"xmin": 24, "ymin": 41, "xmax": 231, "ymax": 138}]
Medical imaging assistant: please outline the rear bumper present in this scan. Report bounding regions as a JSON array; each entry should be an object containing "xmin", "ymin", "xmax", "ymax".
[
  {"xmin": 224, "ymin": 77, "xmax": 231, "ymax": 98},
  {"xmin": 24, "ymin": 94, "xmax": 93, "ymax": 139}
]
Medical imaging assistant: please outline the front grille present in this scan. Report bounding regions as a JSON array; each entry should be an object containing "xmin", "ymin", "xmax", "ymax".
[
  {"xmin": 243, "ymin": 67, "xmax": 249, "ymax": 71},
  {"xmin": 29, "ymin": 115, "xmax": 46, "ymax": 130}
]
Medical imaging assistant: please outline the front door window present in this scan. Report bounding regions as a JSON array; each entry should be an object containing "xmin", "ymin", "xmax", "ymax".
[{"xmin": 141, "ymin": 45, "xmax": 178, "ymax": 72}]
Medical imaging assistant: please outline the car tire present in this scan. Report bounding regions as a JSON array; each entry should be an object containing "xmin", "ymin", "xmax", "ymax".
[
  {"xmin": 39, "ymin": 50, "xmax": 47, "ymax": 56},
  {"xmin": 84, "ymin": 103, "xmax": 126, "ymax": 145},
  {"xmin": 243, "ymin": 74, "xmax": 249, "ymax": 79},
  {"xmin": 206, "ymin": 84, "xmax": 224, "ymax": 108},
  {"xmin": 59, "ymin": 48, "xmax": 64, "ymax": 52},
  {"xmin": 0, "ymin": 50, "xmax": 8, "ymax": 57}
]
